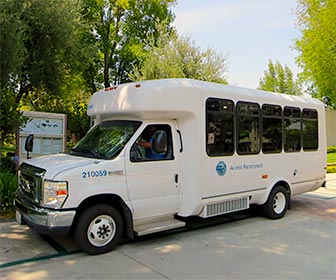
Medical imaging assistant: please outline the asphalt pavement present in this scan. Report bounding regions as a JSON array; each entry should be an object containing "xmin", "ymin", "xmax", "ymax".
[{"xmin": 0, "ymin": 174, "xmax": 335, "ymax": 280}]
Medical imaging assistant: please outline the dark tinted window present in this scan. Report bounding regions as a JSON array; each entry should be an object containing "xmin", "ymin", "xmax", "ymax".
[
  {"xmin": 206, "ymin": 98, "xmax": 234, "ymax": 156},
  {"xmin": 284, "ymin": 107, "xmax": 301, "ymax": 152},
  {"xmin": 262, "ymin": 104, "xmax": 282, "ymax": 153},
  {"xmin": 237, "ymin": 102, "xmax": 260, "ymax": 154},
  {"xmin": 302, "ymin": 109, "xmax": 318, "ymax": 150}
]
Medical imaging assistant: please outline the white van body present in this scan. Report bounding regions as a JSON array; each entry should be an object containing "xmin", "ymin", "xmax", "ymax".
[{"xmin": 15, "ymin": 79, "xmax": 326, "ymax": 254}]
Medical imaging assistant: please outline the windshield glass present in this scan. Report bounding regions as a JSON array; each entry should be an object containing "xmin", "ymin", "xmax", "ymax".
[{"xmin": 70, "ymin": 120, "xmax": 141, "ymax": 159}]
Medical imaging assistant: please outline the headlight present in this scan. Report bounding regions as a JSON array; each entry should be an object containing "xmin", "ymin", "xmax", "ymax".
[{"xmin": 43, "ymin": 180, "xmax": 68, "ymax": 208}]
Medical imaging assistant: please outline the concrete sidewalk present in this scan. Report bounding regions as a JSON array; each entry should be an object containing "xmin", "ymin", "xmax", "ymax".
[
  {"xmin": 326, "ymin": 173, "xmax": 336, "ymax": 190},
  {"xmin": 1, "ymin": 205, "xmax": 335, "ymax": 280}
]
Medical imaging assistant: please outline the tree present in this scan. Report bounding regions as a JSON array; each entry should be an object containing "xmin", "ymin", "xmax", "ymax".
[
  {"xmin": 81, "ymin": 0, "xmax": 176, "ymax": 88},
  {"xmin": 18, "ymin": 0, "xmax": 89, "ymax": 104},
  {"xmin": 131, "ymin": 30, "xmax": 228, "ymax": 84},
  {"xmin": 0, "ymin": 0, "xmax": 91, "ymax": 152},
  {"xmin": 0, "ymin": 90, "xmax": 27, "ymax": 154},
  {"xmin": 258, "ymin": 60, "xmax": 301, "ymax": 95},
  {"xmin": 0, "ymin": 0, "xmax": 27, "ymax": 153},
  {"xmin": 294, "ymin": 0, "xmax": 336, "ymax": 106}
]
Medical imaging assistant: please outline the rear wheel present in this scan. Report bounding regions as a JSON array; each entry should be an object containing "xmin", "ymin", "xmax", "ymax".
[
  {"xmin": 75, "ymin": 204, "xmax": 123, "ymax": 255},
  {"xmin": 262, "ymin": 185, "xmax": 289, "ymax": 219}
]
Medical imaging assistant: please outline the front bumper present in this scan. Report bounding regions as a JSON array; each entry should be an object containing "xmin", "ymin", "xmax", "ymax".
[{"xmin": 14, "ymin": 192, "xmax": 75, "ymax": 236}]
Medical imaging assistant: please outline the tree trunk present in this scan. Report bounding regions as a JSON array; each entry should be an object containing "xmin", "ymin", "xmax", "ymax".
[{"xmin": 104, "ymin": 52, "xmax": 109, "ymax": 88}]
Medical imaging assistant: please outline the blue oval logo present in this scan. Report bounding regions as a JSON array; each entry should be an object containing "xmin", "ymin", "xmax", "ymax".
[{"xmin": 216, "ymin": 161, "xmax": 227, "ymax": 176}]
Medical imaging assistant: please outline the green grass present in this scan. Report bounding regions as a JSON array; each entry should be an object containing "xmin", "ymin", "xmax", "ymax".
[
  {"xmin": 327, "ymin": 152, "xmax": 336, "ymax": 164},
  {"xmin": 327, "ymin": 151, "xmax": 336, "ymax": 173}
]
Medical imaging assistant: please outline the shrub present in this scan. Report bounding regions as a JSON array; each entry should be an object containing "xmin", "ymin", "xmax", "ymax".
[
  {"xmin": 0, "ymin": 169, "xmax": 18, "ymax": 214},
  {"xmin": 327, "ymin": 166, "xmax": 336, "ymax": 174},
  {"xmin": 327, "ymin": 146, "xmax": 336, "ymax": 153},
  {"xmin": 0, "ymin": 155, "xmax": 17, "ymax": 173}
]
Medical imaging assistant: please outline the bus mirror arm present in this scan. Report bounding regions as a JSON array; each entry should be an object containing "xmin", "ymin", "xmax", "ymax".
[{"xmin": 177, "ymin": 130, "xmax": 183, "ymax": 153}]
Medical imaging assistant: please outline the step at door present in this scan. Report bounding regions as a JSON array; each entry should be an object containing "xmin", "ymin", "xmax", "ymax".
[{"xmin": 135, "ymin": 217, "xmax": 185, "ymax": 236}]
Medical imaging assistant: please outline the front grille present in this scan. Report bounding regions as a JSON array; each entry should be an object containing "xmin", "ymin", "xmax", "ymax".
[{"xmin": 19, "ymin": 163, "xmax": 46, "ymax": 204}]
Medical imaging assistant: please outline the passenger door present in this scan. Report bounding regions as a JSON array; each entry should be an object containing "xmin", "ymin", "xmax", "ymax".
[{"xmin": 125, "ymin": 123, "xmax": 180, "ymax": 220}]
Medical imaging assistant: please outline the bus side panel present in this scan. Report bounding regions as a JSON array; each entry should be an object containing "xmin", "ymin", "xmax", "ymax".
[{"xmin": 200, "ymin": 155, "xmax": 267, "ymax": 200}]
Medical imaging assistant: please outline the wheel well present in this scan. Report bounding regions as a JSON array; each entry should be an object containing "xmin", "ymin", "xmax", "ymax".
[
  {"xmin": 275, "ymin": 181, "xmax": 291, "ymax": 196},
  {"xmin": 70, "ymin": 194, "xmax": 134, "ymax": 240}
]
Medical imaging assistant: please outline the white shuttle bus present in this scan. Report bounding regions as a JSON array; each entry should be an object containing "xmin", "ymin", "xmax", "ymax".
[{"xmin": 15, "ymin": 79, "xmax": 326, "ymax": 254}]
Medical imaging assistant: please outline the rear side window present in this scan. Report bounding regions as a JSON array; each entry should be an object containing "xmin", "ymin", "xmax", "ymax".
[
  {"xmin": 302, "ymin": 109, "xmax": 318, "ymax": 151},
  {"xmin": 206, "ymin": 98, "xmax": 234, "ymax": 156}
]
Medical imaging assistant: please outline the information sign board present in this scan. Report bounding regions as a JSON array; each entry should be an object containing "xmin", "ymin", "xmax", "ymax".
[{"xmin": 18, "ymin": 111, "xmax": 67, "ymax": 162}]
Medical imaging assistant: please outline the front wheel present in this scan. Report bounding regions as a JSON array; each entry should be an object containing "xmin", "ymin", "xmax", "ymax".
[
  {"xmin": 75, "ymin": 204, "xmax": 123, "ymax": 255},
  {"xmin": 261, "ymin": 185, "xmax": 289, "ymax": 219}
]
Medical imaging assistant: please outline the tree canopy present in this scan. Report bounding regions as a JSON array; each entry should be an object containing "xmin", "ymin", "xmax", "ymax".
[
  {"xmin": 0, "ymin": 0, "xmax": 89, "ymax": 151},
  {"xmin": 131, "ymin": 30, "xmax": 228, "ymax": 84},
  {"xmin": 294, "ymin": 0, "xmax": 336, "ymax": 106},
  {"xmin": 81, "ymin": 0, "xmax": 176, "ymax": 88},
  {"xmin": 0, "ymin": 0, "xmax": 87, "ymax": 103},
  {"xmin": 258, "ymin": 60, "xmax": 301, "ymax": 95}
]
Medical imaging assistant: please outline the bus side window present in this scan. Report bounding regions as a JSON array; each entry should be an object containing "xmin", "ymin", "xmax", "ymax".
[
  {"xmin": 262, "ymin": 104, "xmax": 282, "ymax": 153},
  {"xmin": 302, "ymin": 109, "xmax": 318, "ymax": 151},
  {"xmin": 206, "ymin": 98, "xmax": 234, "ymax": 157},
  {"xmin": 284, "ymin": 107, "xmax": 301, "ymax": 152},
  {"xmin": 237, "ymin": 102, "xmax": 260, "ymax": 155}
]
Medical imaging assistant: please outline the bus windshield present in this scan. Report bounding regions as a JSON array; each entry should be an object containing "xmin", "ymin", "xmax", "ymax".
[{"xmin": 70, "ymin": 120, "xmax": 142, "ymax": 159}]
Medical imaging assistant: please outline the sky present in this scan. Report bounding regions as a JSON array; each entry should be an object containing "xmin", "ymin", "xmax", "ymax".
[{"xmin": 172, "ymin": 0, "xmax": 301, "ymax": 89}]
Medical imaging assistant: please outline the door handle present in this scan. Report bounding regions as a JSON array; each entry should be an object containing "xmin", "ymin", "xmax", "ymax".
[{"xmin": 175, "ymin": 174, "xmax": 179, "ymax": 184}]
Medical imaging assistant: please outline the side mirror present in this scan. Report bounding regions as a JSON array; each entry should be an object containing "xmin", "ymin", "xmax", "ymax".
[
  {"xmin": 25, "ymin": 134, "xmax": 34, "ymax": 159},
  {"xmin": 151, "ymin": 130, "xmax": 167, "ymax": 154}
]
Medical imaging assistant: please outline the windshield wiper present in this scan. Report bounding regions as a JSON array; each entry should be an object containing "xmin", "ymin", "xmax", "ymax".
[{"xmin": 70, "ymin": 147, "xmax": 104, "ymax": 159}]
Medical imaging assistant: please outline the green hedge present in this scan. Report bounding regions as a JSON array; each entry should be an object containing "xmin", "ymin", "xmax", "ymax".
[
  {"xmin": 327, "ymin": 166, "xmax": 336, "ymax": 173},
  {"xmin": 327, "ymin": 146, "xmax": 336, "ymax": 154},
  {"xmin": 0, "ymin": 169, "xmax": 18, "ymax": 214}
]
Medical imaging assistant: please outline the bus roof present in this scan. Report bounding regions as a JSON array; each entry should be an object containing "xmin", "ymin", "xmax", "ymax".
[{"xmin": 87, "ymin": 78, "xmax": 324, "ymax": 121}]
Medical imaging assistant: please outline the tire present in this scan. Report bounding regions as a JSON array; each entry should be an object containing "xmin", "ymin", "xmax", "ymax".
[
  {"xmin": 261, "ymin": 185, "xmax": 289, "ymax": 219},
  {"xmin": 74, "ymin": 204, "xmax": 123, "ymax": 255}
]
